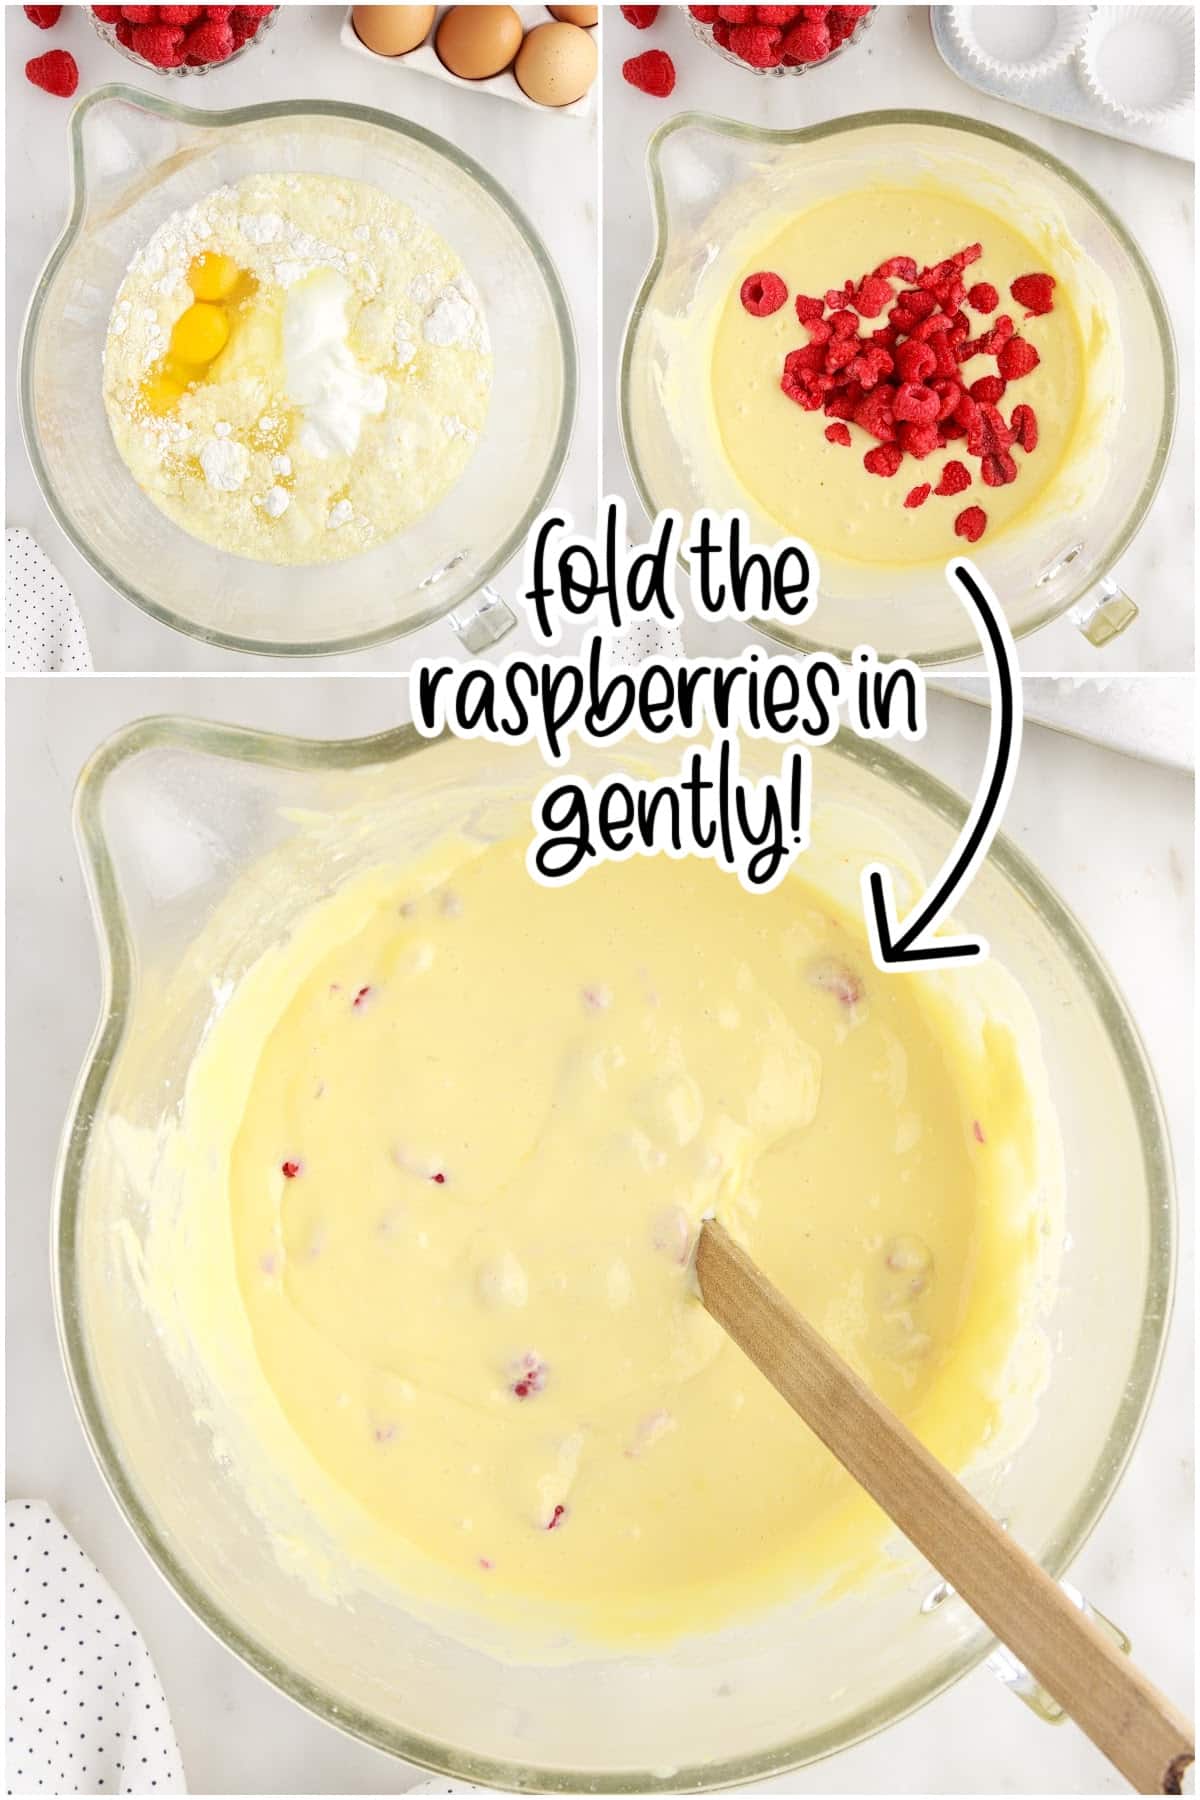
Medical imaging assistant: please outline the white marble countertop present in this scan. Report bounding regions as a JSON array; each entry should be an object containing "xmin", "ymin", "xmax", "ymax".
[
  {"xmin": 3, "ymin": 2, "xmax": 598, "ymax": 672},
  {"xmin": 601, "ymin": 3, "xmax": 1195, "ymax": 674},
  {"xmin": 6, "ymin": 675, "xmax": 1193, "ymax": 1794}
]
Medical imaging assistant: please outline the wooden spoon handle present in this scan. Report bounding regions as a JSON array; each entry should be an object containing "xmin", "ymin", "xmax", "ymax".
[{"xmin": 696, "ymin": 1220, "xmax": 1193, "ymax": 1796}]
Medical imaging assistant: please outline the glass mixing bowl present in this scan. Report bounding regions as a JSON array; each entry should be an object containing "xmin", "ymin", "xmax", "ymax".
[
  {"xmin": 55, "ymin": 720, "xmax": 1173, "ymax": 1789},
  {"xmin": 19, "ymin": 88, "xmax": 576, "ymax": 657},
  {"xmin": 619, "ymin": 111, "xmax": 1177, "ymax": 667}
]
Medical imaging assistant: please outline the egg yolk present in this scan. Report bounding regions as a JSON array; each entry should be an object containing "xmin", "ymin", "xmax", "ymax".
[
  {"xmin": 187, "ymin": 252, "xmax": 243, "ymax": 303},
  {"xmin": 170, "ymin": 302, "xmax": 231, "ymax": 366},
  {"xmin": 136, "ymin": 256, "xmax": 255, "ymax": 418}
]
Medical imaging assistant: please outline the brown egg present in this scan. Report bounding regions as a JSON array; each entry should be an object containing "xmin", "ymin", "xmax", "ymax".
[
  {"xmin": 547, "ymin": 5, "xmax": 598, "ymax": 24},
  {"xmin": 514, "ymin": 19, "xmax": 597, "ymax": 105},
  {"xmin": 351, "ymin": 5, "xmax": 435, "ymax": 56},
  {"xmin": 436, "ymin": 5, "xmax": 524, "ymax": 80}
]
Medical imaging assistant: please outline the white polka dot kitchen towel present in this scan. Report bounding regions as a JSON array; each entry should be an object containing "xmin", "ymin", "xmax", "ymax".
[
  {"xmin": 5, "ymin": 530, "xmax": 93, "ymax": 673},
  {"xmin": 6, "ymin": 1502, "xmax": 185, "ymax": 1795}
]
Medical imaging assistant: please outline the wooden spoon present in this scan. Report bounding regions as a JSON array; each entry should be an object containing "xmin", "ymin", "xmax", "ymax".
[{"xmin": 696, "ymin": 1219, "xmax": 1193, "ymax": 1796}]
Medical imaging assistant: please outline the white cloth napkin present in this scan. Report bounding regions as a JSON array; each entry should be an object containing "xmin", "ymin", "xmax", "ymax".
[
  {"xmin": 5, "ymin": 529, "xmax": 93, "ymax": 673},
  {"xmin": 5, "ymin": 1501, "xmax": 186, "ymax": 1795}
]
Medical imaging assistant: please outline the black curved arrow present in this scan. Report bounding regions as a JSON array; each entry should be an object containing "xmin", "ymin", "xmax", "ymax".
[{"xmin": 863, "ymin": 561, "xmax": 1022, "ymax": 971}]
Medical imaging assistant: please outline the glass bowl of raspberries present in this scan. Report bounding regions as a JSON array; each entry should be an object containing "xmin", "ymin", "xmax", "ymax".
[
  {"xmin": 89, "ymin": 4, "xmax": 278, "ymax": 75},
  {"xmin": 688, "ymin": 4, "xmax": 874, "ymax": 74}
]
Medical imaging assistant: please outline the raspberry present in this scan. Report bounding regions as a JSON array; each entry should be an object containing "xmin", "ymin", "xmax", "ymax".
[
  {"xmin": 904, "ymin": 483, "xmax": 931, "ymax": 509},
  {"xmin": 804, "ymin": 316, "xmax": 832, "ymax": 344},
  {"xmin": 24, "ymin": 6, "xmax": 62, "ymax": 26},
  {"xmin": 981, "ymin": 314, "xmax": 1014, "ymax": 354},
  {"xmin": 182, "ymin": 16, "xmax": 234, "ymax": 59},
  {"xmin": 827, "ymin": 307, "xmax": 858, "ymax": 335},
  {"xmin": 898, "ymin": 420, "xmax": 940, "ymax": 459},
  {"xmin": 824, "ymin": 335, "xmax": 859, "ymax": 372},
  {"xmin": 801, "ymin": 4, "xmax": 831, "ymax": 12},
  {"xmin": 853, "ymin": 387, "xmax": 897, "ymax": 442},
  {"xmin": 120, "ymin": 5, "xmax": 159, "ymax": 18},
  {"xmin": 92, "ymin": 4, "xmax": 122, "ymax": 17},
  {"xmin": 997, "ymin": 337, "xmax": 1039, "ymax": 380},
  {"xmin": 689, "ymin": 3, "xmax": 719, "ymax": 15},
  {"xmin": 711, "ymin": 19, "xmax": 732, "ymax": 41},
  {"xmin": 781, "ymin": 18, "xmax": 830, "ymax": 58},
  {"xmin": 280, "ymin": 1160, "xmax": 301, "ymax": 1180},
  {"xmin": 728, "ymin": 23, "xmax": 783, "ymax": 64},
  {"xmin": 133, "ymin": 22, "xmax": 186, "ymax": 64},
  {"xmin": 620, "ymin": 5, "xmax": 659, "ymax": 24},
  {"xmin": 875, "ymin": 255, "xmax": 917, "ymax": 283},
  {"xmin": 853, "ymin": 275, "xmax": 893, "ymax": 318},
  {"xmin": 824, "ymin": 422, "xmax": 851, "ymax": 447},
  {"xmin": 954, "ymin": 506, "xmax": 988, "ymax": 544},
  {"xmin": 935, "ymin": 461, "xmax": 971, "ymax": 497},
  {"xmin": 863, "ymin": 443, "xmax": 903, "ymax": 478},
  {"xmin": 1010, "ymin": 272, "xmax": 1056, "ymax": 317},
  {"xmin": 622, "ymin": 48, "xmax": 675, "ymax": 94},
  {"xmin": 950, "ymin": 242, "xmax": 983, "ymax": 270},
  {"xmin": 930, "ymin": 376, "xmax": 962, "ymax": 421},
  {"xmin": 717, "ymin": 4, "xmax": 754, "ymax": 16},
  {"xmin": 160, "ymin": 4, "xmax": 203, "ymax": 18},
  {"xmin": 981, "ymin": 452, "xmax": 1018, "ymax": 487},
  {"xmin": 892, "ymin": 382, "xmax": 939, "ymax": 425},
  {"xmin": 1010, "ymin": 403, "xmax": 1038, "ymax": 453},
  {"xmin": 25, "ymin": 47, "xmax": 77, "ymax": 94},
  {"xmin": 967, "ymin": 282, "xmax": 998, "ymax": 313},
  {"xmin": 755, "ymin": 4, "xmax": 800, "ymax": 19},
  {"xmin": 894, "ymin": 339, "xmax": 936, "ymax": 383},
  {"xmin": 794, "ymin": 293, "xmax": 824, "ymax": 323},
  {"xmin": 827, "ymin": 4, "xmax": 866, "ymax": 40},
  {"xmin": 740, "ymin": 271, "xmax": 788, "ymax": 317},
  {"xmin": 968, "ymin": 375, "xmax": 1006, "ymax": 404},
  {"xmin": 844, "ymin": 345, "xmax": 893, "ymax": 390}
]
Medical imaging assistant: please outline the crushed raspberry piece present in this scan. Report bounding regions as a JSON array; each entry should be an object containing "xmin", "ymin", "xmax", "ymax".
[
  {"xmin": 824, "ymin": 422, "xmax": 852, "ymax": 447},
  {"xmin": 280, "ymin": 1160, "xmax": 302, "ymax": 1179},
  {"xmin": 622, "ymin": 48, "xmax": 675, "ymax": 94},
  {"xmin": 729, "ymin": 23, "xmax": 784, "ymax": 65},
  {"xmin": 968, "ymin": 375, "xmax": 1006, "ymax": 404},
  {"xmin": 997, "ymin": 337, "xmax": 1039, "ymax": 380},
  {"xmin": 966, "ymin": 281, "xmax": 998, "ymax": 313},
  {"xmin": 864, "ymin": 443, "xmax": 903, "ymax": 477},
  {"xmin": 981, "ymin": 314, "xmax": 1014, "ymax": 354},
  {"xmin": 1010, "ymin": 402, "xmax": 1038, "ymax": 452},
  {"xmin": 904, "ymin": 483, "xmax": 931, "ymax": 509},
  {"xmin": 510, "ymin": 1353, "xmax": 547, "ymax": 1399},
  {"xmin": 430, "ymin": 1170, "xmax": 446, "ymax": 1184},
  {"xmin": 973, "ymin": 1119, "xmax": 986, "ymax": 1144},
  {"xmin": 740, "ymin": 271, "xmax": 788, "ymax": 316},
  {"xmin": 132, "ymin": 21, "xmax": 186, "ymax": 64},
  {"xmin": 954, "ymin": 506, "xmax": 988, "ymax": 544},
  {"xmin": 781, "ymin": 17, "xmax": 830, "ymax": 58},
  {"xmin": 620, "ymin": 4, "xmax": 659, "ymax": 24},
  {"xmin": 981, "ymin": 451, "xmax": 1018, "ymax": 487},
  {"xmin": 808, "ymin": 956, "xmax": 864, "ymax": 1008},
  {"xmin": 25, "ymin": 47, "xmax": 77, "ymax": 94},
  {"xmin": 875, "ymin": 255, "xmax": 917, "ymax": 283},
  {"xmin": 182, "ymin": 15, "xmax": 234, "ymax": 60},
  {"xmin": 24, "ymin": 6, "xmax": 62, "ymax": 26},
  {"xmin": 935, "ymin": 460, "xmax": 971, "ymax": 496},
  {"xmin": 1010, "ymin": 273, "xmax": 1056, "ymax": 317},
  {"xmin": 853, "ymin": 386, "xmax": 897, "ymax": 443},
  {"xmin": 352, "ymin": 985, "xmax": 372, "ymax": 1008},
  {"xmin": 546, "ymin": 1504, "xmax": 567, "ymax": 1531},
  {"xmin": 853, "ymin": 275, "xmax": 893, "ymax": 318}
]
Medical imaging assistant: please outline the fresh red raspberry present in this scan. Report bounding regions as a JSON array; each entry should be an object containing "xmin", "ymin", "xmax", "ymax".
[
  {"xmin": 894, "ymin": 339, "xmax": 936, "ymax": 383},
  {"xmin": 1009, "ymin": 403, "xmax": 1038, "ymax": 453},
  {"xmin": 904, "ymin": 483, "xmax": 931, "ymax": 509},
  {"xmin": 826, "ymin": 4, "xmax": 864, "ymax": 39},
  {"xmin": 930, "ymin": 376, "xmax": 963, "ymax": 421},
  {"xmin": 622, "ymin": 48, "xmax": 675, "ymax": 94},
  {"xmin": 801, "ymin": 4, "xmax": 830, "ymax": 12},
  {"xmin": 954, "ymin": 506, "xmax": 988, "ymax": 544},
  {"xmin": 729, "ymin": 22, "xmax": 783, "ymax": 64},
  {"xmin": 1010, "ymin": 273, "xmax": 1056, "ymax": 316},
  {"xmin": 115, "ymin": 17, "xmax": 135, "ymax": 42},
  {"xmin": 740, "ymin": 271, "xmax": 788, "ymax": 317},
  {"xmin": 824, "ymin": 422, "xmax": 852, "ymax": 447},
  {"xmin": 92, "ymin": 5, "xmax": 122, "ymax": 17},
  {"xmin": 833, "ymin": 3, "xmax": 871, "ymax": 12},
  {"xmin": 794, "ymin": 293, "xmax": 824, "ymax": 323},
  {"xmin": 898, "ymin": 419, "xmax": 940, "ymax": 459},
  {"xmin": 717, "ymin": 4, "xmax": 754, "ymax": 17},
  {"xmin": 24, "ymin": 6, "xmax": 62, "ymax": 27},
  {"xmin": 968, "ymin": 375, "xmax": 1006, "ymax": 404},
  {"xmin": 981, "ymin": 452, "xmax": 1018, "ymax": 487},
  {"xmin": 824, "ymin": 336, "xmax": 860, "ymax": 373},
  {"xmin": 781, "ymin": 17, "xmax": 830, "ymax": 58},
  {"xmin": 804, "ymin": 316, "xmax": 832, "ymax": 344},
  {"xmin": 852, "ymin": 275, "xmax": 893, "ymax": 318},
  {"xmin": 997, "ymin": 337, "xmax": 1039, "ymax": 380},
  {"xmin": 133, "ymin": 22, "xmax": 186, "ymax": 63},
  {"xmin": 183, "ymin": 15, "xmax": 234, "ymax": 59},
  {"xmin": 853, "ymin": 386, "xmax": 898, "ymax": 442},
  {"xmin": 935, "ymin": 460, "xmax": 971, "ymax": 497},
  {"xmin": 120, "ymin": 5, "xmax": 160, "ymax": 18},
  {"xmin": 25, "ymin": 47, "xmax": 77, "ymax": 94},
  {"xmin": 950, "ymin": 242, "xmax": 983, "ymax": 269},
  {"xmin": 967, "ymin": 282, "xmax": 998, "ymax": 313},
  {"xmin": 755, "ymin": 5, "xmax": 800, "ymax": 20},
  {"xmin": 863, "ymin": 443, "xmax": 903, "ymax": 478},
  {"xmin": 689, "ymin": 3, "xmax": 719, "ymax": 16},
  {"xmin": 892, "ymin": 381, "xmax": 940, "ymax": 425},
  {"xmin": 230, "ymin": 3, "xmax": 272, "ymax": 34},
  {"xmin": 620, "ymin": 5, "xmax": 659, "ymax": 25},
  {"xmin": 711, "ymin": 18, "xmax": 732, "ymax": 43},
  {"xmin": 784, "ymin": 344, "xmax": 827, "ymax": 379},
  {"xmin": 823, "ymin": 385, "xmax": 860, "ymax": 421},
  {"xmin": 845, "ymin": 345, "xmax": 894, "ymax": 389},
  {"xmin": 160, "ymin": 5, "xmax": 203, "ymax": 19},
  {"xmin": 826, "ymin": 306, "xmax": 858, "ymax": 335},
  {"xmin": 874, "ymin": 255, "xmax": 917, "ymax": 283}
]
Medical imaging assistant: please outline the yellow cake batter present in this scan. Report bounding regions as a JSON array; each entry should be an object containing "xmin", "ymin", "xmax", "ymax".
[
  {"xmin": 144, "ymin": 817, "xmax": 1055, "ymax": 1650},
  {"xmin": 711, "ymin": 186, "xmax": 1105, "ymax": 564}
]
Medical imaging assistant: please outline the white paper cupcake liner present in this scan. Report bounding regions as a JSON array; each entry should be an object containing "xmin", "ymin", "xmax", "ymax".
[
  {"xmin": 1080, "ymin": 5, "xmax": 1195, "ymax": 124},
  {"xmin": 948, "ymin": 5, "xmax": 1092, "ymax": 81}
]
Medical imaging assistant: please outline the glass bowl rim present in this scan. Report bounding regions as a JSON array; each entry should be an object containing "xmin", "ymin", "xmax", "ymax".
[
  {"xmin": 617, "ymin": 107, "xmax": 1178, "ymax": 670},
  {"xmin": 18, "ymin": 84, "xmax": 578, "ymax": 660},
  {"xmin": 54, "ymin": 712, "xmax": 1176, "ymax": 1791}
]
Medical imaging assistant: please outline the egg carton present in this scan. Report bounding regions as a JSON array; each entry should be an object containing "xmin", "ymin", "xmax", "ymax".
[
  {"xmin": 930, "ymin": 6, "xmax": 1193, "ymax": 163},
  {"xmin": 339, "ymin": 6, "xmax": 596, "ymax": 120}
]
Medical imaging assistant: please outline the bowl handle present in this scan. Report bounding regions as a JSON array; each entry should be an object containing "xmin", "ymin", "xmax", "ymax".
[
  {"xmin": 1069, "ymin": 576, "xmax": 1139, "ymax": 648},
  {"xmin": 449, "ymin": 584, "xmax": 517, "ymax": 653},
  {"xmin": 987, "ymin": 1581, "xmax": 1132, "ymax": 1725}
]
